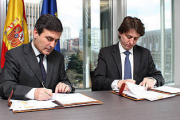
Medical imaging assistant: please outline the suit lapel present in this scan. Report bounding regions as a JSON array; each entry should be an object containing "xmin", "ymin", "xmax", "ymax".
[
  {"xmin": 23, "ymin": 42, "xmax": 44, "ymax": 85},
  {"xmin": 112, "ymin": 43, "xmax": 122, "ymax": 78},
  {"xmin": 133, "ymin": 45, "xmax": 140, "ymax": 80}
]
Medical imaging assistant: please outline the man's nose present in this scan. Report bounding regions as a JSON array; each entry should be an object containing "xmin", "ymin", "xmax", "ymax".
[
  {"xmin": 129, "ymin": 38, "xmax": 134, "ymax": 44},
  {"xmin": 49, "ymin": 41, "xmax": 57, "ymax": 47}
]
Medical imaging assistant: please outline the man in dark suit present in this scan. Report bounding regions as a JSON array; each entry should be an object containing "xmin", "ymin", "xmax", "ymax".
[
  {"xmin": 92, "ymin": 16, "xmax": 164, "ymax": 91},
  {"xmin": 0, "ymin": 14, "xmax": 75, "ymax": 100}
]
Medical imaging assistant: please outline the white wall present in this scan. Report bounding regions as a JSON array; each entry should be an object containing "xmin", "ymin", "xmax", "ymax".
[{"xmin": 174, "ymin": 0, "xmax": 180, "ymax": 85}]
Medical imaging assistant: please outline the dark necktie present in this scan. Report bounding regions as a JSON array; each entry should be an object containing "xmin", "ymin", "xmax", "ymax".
[
  {"xmin": 124, "ymin": 51, "xmax": 132, "ymax": 79},
  {"xmin": 39, "ymin": 54, "xmax": 46, "ymax": 83}
]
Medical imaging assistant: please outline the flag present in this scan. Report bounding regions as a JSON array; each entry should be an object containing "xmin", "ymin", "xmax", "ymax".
[
  {"xmin": 41, "ymin": 0, "xmax": 60, "ymax": 52},
  {"xmin": 1, "ymin": 0, "xmax": 29, "ymax": 69}
]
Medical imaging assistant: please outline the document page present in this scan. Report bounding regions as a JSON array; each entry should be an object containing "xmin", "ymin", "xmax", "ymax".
[
  {"xmin": 10, "ymin": 100, "xmax": 58, "ymax": 111},
  {"xmin": 9, "ymin": 93, "xmax": 102, "ymax": 112},
  {"xmin": 151, "ymin": 86, "xmax": 180, "ymax": 94},
  {"xmin": 123, "ymin": 91, "xmax": 144, "ymax": 99},
  {"xmin": 52, "ymin": 93, "xmax": 98, "ymax": 105},
  {"xmin": 124, "ymin": 82, "xmax": 176, "ymax": 101}
]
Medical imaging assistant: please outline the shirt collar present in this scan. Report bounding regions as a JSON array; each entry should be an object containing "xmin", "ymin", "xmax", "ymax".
[
  {"xmin": 31, "ymin": 41, "xmax": 47, "ymax": 58},
  {"xmin": 119, "ymin": 42, "xmax": 133, "ymax": 54}
]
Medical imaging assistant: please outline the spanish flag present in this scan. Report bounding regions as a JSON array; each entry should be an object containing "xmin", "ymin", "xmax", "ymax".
[{"xmin": 0, "ymin": 0, "xmax": 29, "ymax": 69}]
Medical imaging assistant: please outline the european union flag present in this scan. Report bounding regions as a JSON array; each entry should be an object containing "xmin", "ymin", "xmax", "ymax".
[{"xmin": 41, "ymin": 0, "xmax": 60, "ymax": 52}]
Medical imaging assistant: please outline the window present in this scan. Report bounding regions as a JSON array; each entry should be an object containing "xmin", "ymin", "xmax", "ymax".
[
  {"xmin": 57, "ymin": 0, "xmax": 112, "ymax": 89},
  {"xmin": 127, "ymin": 0, "xmax": 174, "ymax": 84}
]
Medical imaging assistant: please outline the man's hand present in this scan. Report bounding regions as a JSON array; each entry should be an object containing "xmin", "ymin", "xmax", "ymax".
[
  {"xmin": 34, "ymin": 88, "xmax": 53, "ymax": 101},
  {"xmin": 55, "ymin": 82, "xmax": 71, "ymax": 93},
  {"xmin": 139, "ymin": 77, "xmax": 155, "ymax": 90},
  {"xmin": 117, "ymin": 79, "xmax": 136, "ymax": 91}
]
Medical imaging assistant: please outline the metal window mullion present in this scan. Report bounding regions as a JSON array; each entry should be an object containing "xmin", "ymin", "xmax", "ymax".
[
  {"xmin": 112, "ymin": 0, "xmax": 127, "ymax": 44},
  {"xmin": 160, "ymin": 0, "xmax": 165, "ymax": 77},
  {"xmin": 171, "ymin": 0, "xmax": 174, "ymax": 82},
  {"xmin": 83, "ymin": 0, "xmax": 91, "ymax": 88}
]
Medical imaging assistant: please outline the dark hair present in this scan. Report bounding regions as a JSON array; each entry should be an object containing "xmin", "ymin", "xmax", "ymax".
[
  {"xmin": 118, "ymin": 16, "xmax": 145, "ymax": 38},
  {"xmin": 34, "ymin": 14, "xmax": 63, "ymax": 35}
]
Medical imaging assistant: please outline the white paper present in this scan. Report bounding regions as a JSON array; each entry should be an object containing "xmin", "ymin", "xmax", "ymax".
[
  {"xmin": 120, "ymin": 82, "xmax": 176, "ymax": 101},
  {"xmin": 10, "ymin": 93, "xmax": 100, "ymax": 111},
  {"xmin": 151, "ymin": 86, "xmax": 180, "ymax": 94},
  {"xmin": 52, "ymin": 93, "xmax": 97, "ymax": 105},
  {"xmin": 10, "ymin": 100, "xmax": 57, "ymax": 111}
]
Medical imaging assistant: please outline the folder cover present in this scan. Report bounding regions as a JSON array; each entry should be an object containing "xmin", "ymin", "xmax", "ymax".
[
  {"xmin": 8, "ymin": 91, "xmax": 103, "ymax": 113},
  {"xmin": 111, "ymin": 82, "xmax": 177, "ymax": 101}
]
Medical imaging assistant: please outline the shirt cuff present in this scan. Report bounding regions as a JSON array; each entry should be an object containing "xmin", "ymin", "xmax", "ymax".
[
  {"xmin": 25, "ymin": 88, "xmax": 37, "ymax": 99},
  {"xmin": 111, "ymin": 80, "xmax": 120, "ymax": 91},
  {"xmin": 154, "ymin": 79, "xmax": 157, "ymax": 86}
]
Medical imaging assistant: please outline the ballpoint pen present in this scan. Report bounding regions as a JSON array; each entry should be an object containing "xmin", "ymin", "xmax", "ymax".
[
  {"xmin": 41, "ymin": 81, "xmax": 52, "ymax": 97},
  {"xmin": 42, "ymin": 81, "xmax": 46, "ymax": 88}
]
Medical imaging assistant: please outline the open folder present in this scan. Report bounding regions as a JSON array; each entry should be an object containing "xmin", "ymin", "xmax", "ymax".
[
  {"xmin": 111, "ymin": 82, "xmax": 179, "ymax": 101},
  {"xmin": 8, "ymin": 92, "xmax": 103, "ymax": 113}
]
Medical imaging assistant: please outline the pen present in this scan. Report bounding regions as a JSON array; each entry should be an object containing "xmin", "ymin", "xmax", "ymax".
[
  {"xmin": 41, "ymin": 82, "xmax": 52, "ymax": 97},
  {"xmin": 42, "ymin": 81, "xmax": 45, "ymax": 88}
]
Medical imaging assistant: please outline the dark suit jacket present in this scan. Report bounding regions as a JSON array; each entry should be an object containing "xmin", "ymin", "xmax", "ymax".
[
  {"xmin": 0, "ymin": 42, "xmax": 75, "ymax": 99},
  {"xmin": 92, "ymin": 43, "xmax": 165, "ymax": 91}
]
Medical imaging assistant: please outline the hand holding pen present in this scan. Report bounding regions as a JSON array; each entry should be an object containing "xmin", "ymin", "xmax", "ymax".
[{"xmin": 34, "ymin": 82, "xmax": 53, "ymax": 101}]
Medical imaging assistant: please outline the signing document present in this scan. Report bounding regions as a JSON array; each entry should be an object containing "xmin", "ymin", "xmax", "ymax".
[
  {"xmin": 9, "ymin": 93, "xmax": 103, "ymax": 113},
  {"xmin": 119, "ymin": 82, "xmax": 176, "ymax": 101}
]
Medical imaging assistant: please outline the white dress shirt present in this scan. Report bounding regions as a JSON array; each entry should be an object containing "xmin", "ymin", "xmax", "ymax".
[
  {"xmin": 111, "ymin": 42, "xmax": 157, "ymax": 90},
  {"xmin": 111, "ymin": 42, "xmax": 134, "ymax": 90},
  {"xmin": 25, "ymin": 41, "xmax": 47, "ymax": 99}
]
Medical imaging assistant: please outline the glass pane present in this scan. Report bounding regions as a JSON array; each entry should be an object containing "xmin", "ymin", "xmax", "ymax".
[
  {"xmin": 90, "ymin": 0, "xmax": 100, "ymax": 72},
  {"xmin": 57, "ymin": 0, "xmax": 83, "ymax": 88},
  {"xmin": 127, "ymin": 0, "xmax": 173, "ymax": 84},
  {"xmin": 24, "ymin": 0, "xmax": 42, "ymax": 41},
  {"xmin": 90, "ymin": 0, "xmax": 112, "ymax": 72},
  {"xmin": 57, "ymin": 0, "xmax": 112, "ymax": 89}
]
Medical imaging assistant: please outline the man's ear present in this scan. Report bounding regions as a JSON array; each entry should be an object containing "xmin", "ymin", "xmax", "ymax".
[
  {"xmin": 33, "ymin": 28, "xmax": 38, "ymax": 39},
  {"xmin": 119, "ymin": 32, "xmax": 122, "ymax": 37}
]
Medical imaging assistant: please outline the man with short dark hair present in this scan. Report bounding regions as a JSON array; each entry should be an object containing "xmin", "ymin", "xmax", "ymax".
[
  {"xmin": 0, "ymin": 14, "xmax": 75, "ymax": 100},
  {"xmin": 92, "ymin": 16, "xmax": 164, "ymax": 91}
]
